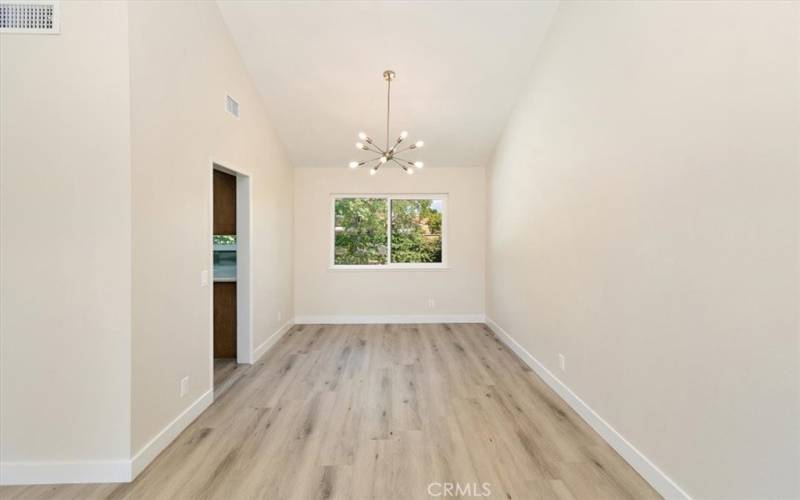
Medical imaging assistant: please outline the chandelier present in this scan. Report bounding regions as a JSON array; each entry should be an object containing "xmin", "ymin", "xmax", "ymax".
[{"xmin": 348, "ymin": 70, "xmax": 424, "ymax": 175}]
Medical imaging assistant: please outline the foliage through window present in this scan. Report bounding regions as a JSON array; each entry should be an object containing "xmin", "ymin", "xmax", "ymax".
[
  {"xmin": 333, "ymin": 196, "xmax": 445, "ymax": 267},
  {"xmin": 213, "ymin": 234, "xmax": 237, "ymax": 246}
]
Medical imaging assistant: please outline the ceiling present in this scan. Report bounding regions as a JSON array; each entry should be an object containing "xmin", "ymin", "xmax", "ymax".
[{"xmin": 217, "ymin": 1, "xmax": 558, "ymax": 167}]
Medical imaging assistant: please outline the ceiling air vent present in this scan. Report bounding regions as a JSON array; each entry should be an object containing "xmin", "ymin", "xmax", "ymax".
[
  {"xmin": 0, "ymin": 0, "xmax": 60, "ymax": 34},
  {"xmin": 225, "ymin": 94, "xmax": 240, "ymax": 118}
]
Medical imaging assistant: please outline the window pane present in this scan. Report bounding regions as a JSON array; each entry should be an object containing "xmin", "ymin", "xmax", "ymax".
[
  {"xmin": 213, "ymin": 235, "xmax": 237, "ymax": 280},
  {"xmin": 334, "ymin": 198, "xmax": 388, "ymax": 265},
  {"xmin": 391, "ymin": 199, "xmax": 443, "ymax": 263}
]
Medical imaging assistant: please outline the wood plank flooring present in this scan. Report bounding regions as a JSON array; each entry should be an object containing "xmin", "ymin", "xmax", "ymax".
[
  {"xmin": 1, "ymin": 324, "xmax": 661, "ymax": 500},
  {"xmin": 214, "ymin": 358, "xmax": 246, "ymax": 398}
]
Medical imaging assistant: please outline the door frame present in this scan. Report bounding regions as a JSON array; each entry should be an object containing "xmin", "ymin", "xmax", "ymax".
[{"xmin": 209, "ymin": 159, "xmax": 254, "ymax": 388}]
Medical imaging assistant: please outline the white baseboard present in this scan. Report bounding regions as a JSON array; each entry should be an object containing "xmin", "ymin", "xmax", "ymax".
[
  {"xmin": 130, "ymin": 388, "xmax": 213, "ymax": 479},
  {"xmin": 295, "ymin": 314, "xmax": 486, "ymax": 325},
  {"xmin": 253, "ymin": 318, "xmax": 295, "ymax": 362},
  {"xmin": 0, "ymin": 459, "xmax": 131, "ymax": 486},
  {"xmin": 485, "ymin": 318, "xmax": 692, "ymax": 500}
]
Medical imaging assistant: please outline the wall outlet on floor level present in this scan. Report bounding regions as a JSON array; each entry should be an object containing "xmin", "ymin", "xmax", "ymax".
[
  {"xmin": 428, "ymin": 298, "xmax": 436, "ymax": 309},
  {"xmin": 200, "ymin": 270, "xmax": 209, "ymax": 287},
  {"xmin": 558, "ymin": 354, "xmax": 566, "ymax": 372},
  {"xmin": 180, "ymin": 376, "xmax": 189, "ymax": 398}
]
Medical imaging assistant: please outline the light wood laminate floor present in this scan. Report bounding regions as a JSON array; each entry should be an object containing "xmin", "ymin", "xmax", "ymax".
[
  {"xmin": 1, "ymin": 324, "xmax": 661, "ymax": 500},
  {"xmin": 214, "ymin": 358, "xmax": 247, "ymax": 398}
]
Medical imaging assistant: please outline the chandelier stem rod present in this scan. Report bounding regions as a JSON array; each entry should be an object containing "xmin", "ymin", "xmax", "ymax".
[{"xmin": 386, "ymin": 77, "xmax": 391, "ymax": 151}]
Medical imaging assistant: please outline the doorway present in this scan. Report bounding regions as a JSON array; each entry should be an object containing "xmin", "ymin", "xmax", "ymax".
[{"xmin": 211, "ymin": 162, "xmax": 252, "ymax": 397}]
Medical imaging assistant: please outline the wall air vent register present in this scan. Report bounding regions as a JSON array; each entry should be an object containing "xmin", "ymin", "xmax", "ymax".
[
  {"xmin": 0, "ymin": 1, "xmax": 59, "ymax": 34},
  {"xmin": 226, "ymin": 94, "xmax": 240, "ymax": 118}
]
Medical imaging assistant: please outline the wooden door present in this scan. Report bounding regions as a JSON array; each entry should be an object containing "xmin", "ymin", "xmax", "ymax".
[
  {"xmin": 213, "ymin": 169, "xmax": 237, "ymax": 358},
  {"xmin": 213, "ymin": 170, "xmax": 237, "ymax": 235},
  {"xmin": 213, "ymin": 282, "xmax": 237, "ymax": 358}
]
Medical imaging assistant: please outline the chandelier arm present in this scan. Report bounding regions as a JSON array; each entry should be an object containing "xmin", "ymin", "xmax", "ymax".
[
  {"xmin": 392, "ymin": 144, "xmax": 416, "ymax": 155},
  {"xmin": 365, "ymin": 142, "xmax": 386, "ymax": 155},
  {"xmin": 364, "ymin": 143, "xmax": 386, "ymax": 155},
  {"xmin": 390, "ymin": 159, "xmax": 409, "ymax": 171},
  {"xmin": 394, "ymin": 157, "xmax": 415, "ymax": 166}
]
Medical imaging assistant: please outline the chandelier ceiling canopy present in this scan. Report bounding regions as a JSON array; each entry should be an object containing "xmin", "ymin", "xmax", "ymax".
[{"xmin": 348, "ymin": 70, "xmax": 424, "ymax": 176}]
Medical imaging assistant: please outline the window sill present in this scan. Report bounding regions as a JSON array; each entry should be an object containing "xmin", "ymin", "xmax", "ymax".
[
  {"xmin": 213, "ymin": 277, "xmax": 237, "ymax": 282},
  {"xmin": 329, "ymin": 265, "xmax": 449, "ymax": 272}
]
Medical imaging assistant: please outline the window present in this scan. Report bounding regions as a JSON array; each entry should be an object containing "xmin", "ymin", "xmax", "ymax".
[{"xmin": 332, "ymin": 195, "xmax": 447, "ymax": 269}]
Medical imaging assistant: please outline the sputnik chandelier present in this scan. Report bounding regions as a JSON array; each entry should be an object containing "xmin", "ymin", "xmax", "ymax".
[{"xmin": 348, "ymin": 70, "xmax": 424, "ymax": 175}]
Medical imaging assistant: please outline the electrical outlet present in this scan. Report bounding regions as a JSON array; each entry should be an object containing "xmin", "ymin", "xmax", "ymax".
[
  {"xmin": 558, "ymin": 354, "xmax": 566, "ymax": 372},
  {"xmin": 200, "ymin": 270, "xmax": 209, "ymax": 287},
  {"xmin": 277, "ymin": 311, "xmax": 282, "ymax": 322},
  {"xmin": 428, "ymin": 298, "xmax": 436, "ymax": 309},
  {"xmin": 180, "ymin": 376, "xmax": 189, "ymax": 398}
]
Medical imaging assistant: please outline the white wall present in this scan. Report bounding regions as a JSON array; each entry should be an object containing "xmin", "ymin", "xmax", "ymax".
[
  {"xmin": 0, "ymin": 0, "xmax": 132, "ymax": 478},
  {"xmin": 486, "ymin": 2, "xmax": 799, "ymax": 499},
  {"xmin": 1, "ymin": 0, "xmax": 294, "ymax": 483},
  {"xmin": 294, "ymin": 167, "xmax": 485, "ymax": 322},
  {"xmin": 128, "ymin": 0, "xmax": 294, "ymax": 456}
]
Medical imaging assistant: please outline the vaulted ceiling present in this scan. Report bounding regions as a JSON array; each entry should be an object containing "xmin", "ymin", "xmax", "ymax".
[{"xmin": 218, "ymin": 1, "xmax": 558, "ymax": 167}]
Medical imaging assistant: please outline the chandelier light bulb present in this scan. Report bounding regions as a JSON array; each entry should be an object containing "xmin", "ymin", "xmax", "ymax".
[
  {"xmin": 369, "ymin": 168, "xmax": 377, "ymax": 176},
  {"xmin": 400, "ymin": 130, "xmax": 408, "ymax": 139},
  {"xmin": 358, "ymin": 131, "xmax": 367, "ymax": 140},
  {"xmin": 415, "ymin": 140, "xmax": 425, "ymax": 148},
  {"xmin": 349, "ymin": 161, "xmax": 359, "ymax": 169},
  {"xmin": 414, "ymin": 161, "xmax": 424, "ymax": 168},
  {"xmin": 355, "ymin": 142, "xmax": 364, "ymax": 150},
  {"xmin": 380, "ymin": 156, "xmax": 388, "ymax": 164},
  {"xmin": 406, "ymin": 168, "xmax": 414, "ymax": 175}
]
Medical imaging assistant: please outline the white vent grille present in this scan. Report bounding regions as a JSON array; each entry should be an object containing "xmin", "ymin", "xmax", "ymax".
[
  {"xmin": 0, "ymin": 0, "xmax": 59, "ymax": 34},
  {"xmin": 225, "ymin": 94, "xmax": 240, "ymax": 118}
]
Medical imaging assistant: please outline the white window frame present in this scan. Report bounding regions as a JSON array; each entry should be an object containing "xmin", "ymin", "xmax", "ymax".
[{"xmin": 330, "ymin": 193, "xmax": 448, "ymax": 270}]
